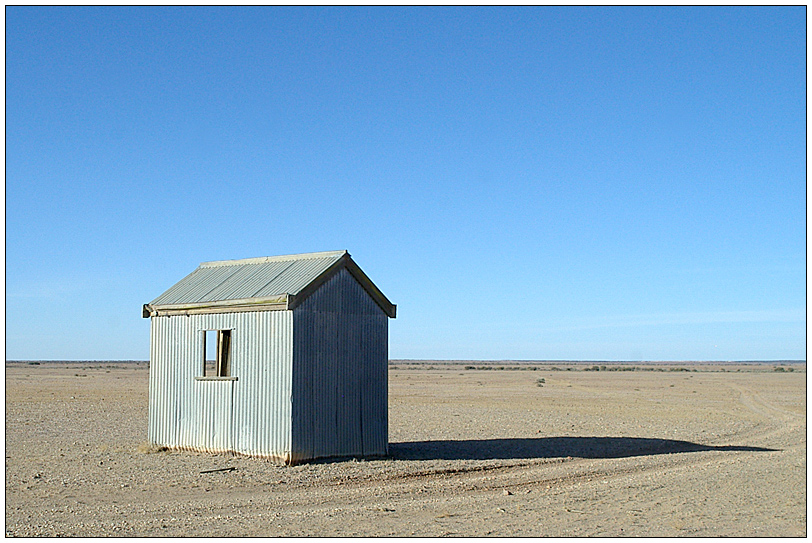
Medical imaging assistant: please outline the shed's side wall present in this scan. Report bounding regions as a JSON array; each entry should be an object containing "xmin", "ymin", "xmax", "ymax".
[
  {"xmin": 291, "ymin": 268, "xmax": 389, "ymax": 463},
  {"xmin": 148, "ymin": 311, "xmax": 293, "ymax": 460}
]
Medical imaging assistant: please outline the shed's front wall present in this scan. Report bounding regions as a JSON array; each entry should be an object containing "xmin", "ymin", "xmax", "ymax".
[
  {"xmin": 148, "ymin": 311, "xmax": 293, "ymax": 461},
  {"xmin": 291, "ymin": 267, "xmax": 389, "ymax": 463}
]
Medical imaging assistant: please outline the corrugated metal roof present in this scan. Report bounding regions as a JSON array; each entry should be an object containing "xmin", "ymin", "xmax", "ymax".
[{"xmin": 149, "ymin": 250, "xmax": 347, "ymax": 307}]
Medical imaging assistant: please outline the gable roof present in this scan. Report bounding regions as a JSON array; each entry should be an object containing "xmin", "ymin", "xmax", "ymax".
[{"xmin": 143, "ymin": 250, "xmax": 396, "ymax": 318}]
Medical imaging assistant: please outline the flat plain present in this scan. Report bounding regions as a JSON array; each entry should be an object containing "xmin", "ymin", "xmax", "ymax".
[{"xmin": 5, "ymin": 361, "xmax": 806, "ymax": 537}]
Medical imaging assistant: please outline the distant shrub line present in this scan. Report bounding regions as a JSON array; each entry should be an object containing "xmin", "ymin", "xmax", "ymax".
[
  {"xmin": 386, "ymin": 362, "xmax": 801, "ymax": 373},
  {"xmin": 585, "ymin": 365, "xmax": 697, "ymax": 372},
  {"xmin": 460, "ymin": 365, "xmax": 542, "ymax": 371},
  {"xmin": 391, "ymin": 364, "xmax": 699, "ymax": 372}
]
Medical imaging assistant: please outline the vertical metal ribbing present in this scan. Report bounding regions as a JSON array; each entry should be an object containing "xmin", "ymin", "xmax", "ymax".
[
  {"xmin": 147, "ymin": 318, "xmax": 157, "ymax": 444},
  {"xmin": 291, "ymin": 268, "xmax": 389, "ymax": 462},
  {"xmin": 147, "ymin": 311, "xmax": 293, "ymax": 459},
  {"xmin": 148, "ymin": 315, "xmax": 184, "ymax": 448},
  {"xmin": 147, "ymin": 265, "xmax": 389, "ymax": 463}
]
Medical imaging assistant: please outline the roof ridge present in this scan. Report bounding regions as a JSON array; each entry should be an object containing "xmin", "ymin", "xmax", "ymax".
[{"xmin": 200, "ymin": 250, "xmax": 348, "ymax": 268}]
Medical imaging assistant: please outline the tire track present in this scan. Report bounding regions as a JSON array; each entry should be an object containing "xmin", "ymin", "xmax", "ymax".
[
  {"xmin": 728, "ymin": 383, "xmax": 805, "ymax": 422},
  {"xmin": 720, "ymin": 383, "xmax": 805, "ymax": 451}
]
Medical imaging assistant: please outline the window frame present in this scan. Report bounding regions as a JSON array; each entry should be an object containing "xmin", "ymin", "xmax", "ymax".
[{"xmin": 196, "ymin": 328, "xmax": 236, "ymax": 381}]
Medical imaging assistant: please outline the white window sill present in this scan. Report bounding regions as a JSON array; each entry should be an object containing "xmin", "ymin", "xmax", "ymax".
[{"xmin": 194, "ymin": 376, "xmax": 238, "ymax": 381}]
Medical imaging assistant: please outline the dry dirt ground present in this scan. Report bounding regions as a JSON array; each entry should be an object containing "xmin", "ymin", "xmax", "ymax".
[{"xmin": 5, "ymin": 361, "xmax": 806, "ymax": 537}]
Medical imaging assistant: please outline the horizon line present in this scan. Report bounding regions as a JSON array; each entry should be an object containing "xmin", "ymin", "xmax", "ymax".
[{"xmin": 5, "ymin": 359, "xmax": 806, "ymax": 364}]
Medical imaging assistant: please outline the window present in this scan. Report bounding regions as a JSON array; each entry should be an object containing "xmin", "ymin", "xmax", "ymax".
[{"xmin": 202, "ymin": 329, "xmax": 232, "ymax": 377}]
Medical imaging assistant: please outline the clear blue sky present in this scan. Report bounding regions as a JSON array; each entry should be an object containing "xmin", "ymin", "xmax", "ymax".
[{"xmin": 6, "ymin": 6, "xmax": 806, "ymax": 361}]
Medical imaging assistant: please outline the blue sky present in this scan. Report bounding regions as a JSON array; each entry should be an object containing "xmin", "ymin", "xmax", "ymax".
[{"xmin": 6, "ymin": 6, "xmax": 806, "ymax": 361}]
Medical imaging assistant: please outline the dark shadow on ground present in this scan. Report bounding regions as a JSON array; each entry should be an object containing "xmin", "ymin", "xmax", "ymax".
[{"xmin": 389, "ymin": 437, "xmax": 778, "ymax": 461}]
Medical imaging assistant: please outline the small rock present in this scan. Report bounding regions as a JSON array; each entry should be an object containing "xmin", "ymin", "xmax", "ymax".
[{"xmin": 502, "ymin": 489, "xmax": 512, "ymax": 496}]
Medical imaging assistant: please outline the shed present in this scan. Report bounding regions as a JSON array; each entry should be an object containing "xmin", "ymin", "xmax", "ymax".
[{"xmin": 142, "ymin": 250, "xmax": 396, "ymax": 464}]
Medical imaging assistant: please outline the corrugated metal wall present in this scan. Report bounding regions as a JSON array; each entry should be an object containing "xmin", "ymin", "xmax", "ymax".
[
  {"xmin": 195, "ymin": 379, "xmax": 234, "ymax": 452},
  {"xmin": 148, "ymin": 311, "xmax": 293, "ymax": 461},
  {"xmin": 291, "ymin": 268, "xmax": 389, "ymax": 463}
]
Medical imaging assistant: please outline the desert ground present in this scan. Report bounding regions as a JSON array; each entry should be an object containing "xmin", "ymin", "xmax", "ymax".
[{"xmin": 5, "ymin": 360, "xmax": 806, "ymax": 537}]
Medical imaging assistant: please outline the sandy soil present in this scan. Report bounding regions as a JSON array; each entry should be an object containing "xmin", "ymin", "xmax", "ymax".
[{"xmin": 5, "ymin": 361, "xmax": 806, "ymax": 537}]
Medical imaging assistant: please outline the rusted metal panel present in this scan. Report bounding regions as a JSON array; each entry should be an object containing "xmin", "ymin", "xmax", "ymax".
[{"xmin": 291, "ymin": 268, "xmax": 389, "ymax": 463}]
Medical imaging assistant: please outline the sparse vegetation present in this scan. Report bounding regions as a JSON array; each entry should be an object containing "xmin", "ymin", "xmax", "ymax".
[
  {"xmin": 136, "ymin": 442, "xmax": 168, "ymax": 454},
  {"xmin": 383, "ymin": 361, "xmax": 804, "ymax": 374},
  {"xmin": 5, "ymin": 360, "xmax": 805, "ymax": 536}
]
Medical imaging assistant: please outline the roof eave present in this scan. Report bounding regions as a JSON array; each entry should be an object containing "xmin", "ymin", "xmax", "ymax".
[{"xmin": 143, "ymin": 294, "xmax": 289, "ymax": 317}]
